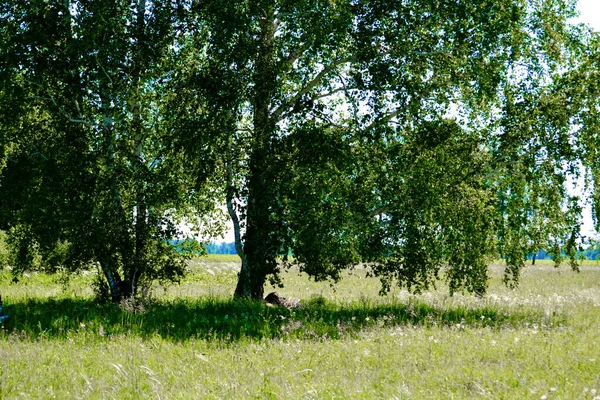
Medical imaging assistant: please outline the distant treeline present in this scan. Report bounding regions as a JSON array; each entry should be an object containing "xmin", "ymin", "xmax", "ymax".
[
  {"xmin": 168, "ymin": 240, "xmax": 237, "ymax": 255},
  {"xmin": 201, "ymin": 242, "xmax": 600, "ymax": 260},
  {"xmin": 530, "ymin": 248, "xmax": 599, "ymax": 262},
  {"xmin": 204, "ymin": 242, "xmax": 237, "ymax": 255},
  {"xmin": 201, "ymin": 240, "xmax": 600, "ymax": 260},
  {"xmin": 584, "ymin": 248, "xmax": 600, "ymax": 261}
]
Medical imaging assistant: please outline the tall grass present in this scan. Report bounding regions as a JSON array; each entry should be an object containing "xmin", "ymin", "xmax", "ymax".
[{"xmin": 1, "ymin": 260, "xmax": 599, "ymax": 398}]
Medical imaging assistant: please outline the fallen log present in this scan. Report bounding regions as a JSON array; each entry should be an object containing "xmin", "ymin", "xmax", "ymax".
[{"xmin": 264, "ymin": 292, "xmax": 302, "ymax": 309}]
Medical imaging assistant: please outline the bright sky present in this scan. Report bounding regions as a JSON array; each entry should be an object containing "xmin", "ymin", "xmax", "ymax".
[
  {"xmin": 574, "ymin": 0, "xmax": 600, "ymax": 30},
  {"xmin": 573, "ymin": 1, "xmax": 599, "ymax": 239}
]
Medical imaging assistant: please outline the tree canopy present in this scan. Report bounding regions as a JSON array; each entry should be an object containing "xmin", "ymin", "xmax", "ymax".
[
  {"xmin": 0, "ymin": 0, "xmax": 222, "ymax": 301},
  {"xmin": 1, "ymin": 0, "xmax": 599, "ymax": 300}
]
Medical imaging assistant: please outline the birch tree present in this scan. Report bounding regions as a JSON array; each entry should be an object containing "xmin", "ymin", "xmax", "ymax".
[
  {"xmin": 0, "ymin": 0, "xmax": 219, "ymax": 301},
  {"xmin": 173, "ymin": 0, "xmax": 600, "ymax": 298}
]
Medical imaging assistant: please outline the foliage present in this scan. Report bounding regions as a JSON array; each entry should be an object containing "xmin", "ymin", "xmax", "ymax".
[
  {"xmin": 167, "ymin": 0, "xmax": 600, "ymax": 298},
  {"xmin": 0, "ymin": 230, "xmax": 12, "ymax": 267},
  {"xmin": 0, "ymin": 0, "xmax": 221, "ymax": 301},
  {"xmin": 2, "ymin": 0, "xmax": 599, "ymax": 300}
]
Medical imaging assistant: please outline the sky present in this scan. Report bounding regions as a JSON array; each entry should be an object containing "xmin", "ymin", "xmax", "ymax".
[
  {"xmin": 574, "ymin": 0, "xmax": 600, "ymax": 30},
  {"xmin": 213, "ymin": 1, "xmax": 600, "ymax": 243},
  {"xmin": 572, "ymin": 0, "xmax": 599, "ymax": 239}
]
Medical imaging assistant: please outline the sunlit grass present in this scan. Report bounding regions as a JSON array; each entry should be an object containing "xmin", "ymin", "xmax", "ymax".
[
  {"xmin": 1, "ymin": 259, "xmax": 600, "ymax": 398},
  {"xmin": 200, "ymin": 254, "xmax": 241, "ymax": 263}
]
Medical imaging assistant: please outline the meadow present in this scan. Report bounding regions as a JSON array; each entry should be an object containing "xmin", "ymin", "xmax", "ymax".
[{"xmin": 1, "ymin": 256, "xmax": 599, "ymax": 399}]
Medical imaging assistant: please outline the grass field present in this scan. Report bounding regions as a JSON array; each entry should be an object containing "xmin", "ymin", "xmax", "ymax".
[{"xmin": 1, "ymin": 257, "xmax": 599, "ymax": 399}]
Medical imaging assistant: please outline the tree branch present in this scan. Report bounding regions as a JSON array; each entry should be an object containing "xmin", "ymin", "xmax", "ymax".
[
  {"xmin": 226, "ymin": 156, "xmax": 247, "ymax": 265},
  {"xmin": 311, "ymin": 87, "xmax": 353, "ymax": 101},
  {"xmin": 271, "ymin": 57, "xmax": 354, "ymax": 121},
  {"xmin": 371, "ymin": 205, "xmax": 391, "ymax": 217},
  {"xmin": 362, "ymin": 107, "xmax": 405, "ymax": 133},
  {"xmin": 279, "ymin": 41, "xmax": 309, "ymax": 72},
  {"xmin": 306, "ymin": 108, "xmax": 348, "ymax": 129},
  {"xmin": 69, "ymin": 118, "xmax": 98, "ymax": 126}
]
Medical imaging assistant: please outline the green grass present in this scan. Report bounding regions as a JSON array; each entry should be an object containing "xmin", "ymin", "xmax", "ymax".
[{"xmin": 1, "ymin": 260, "xmax": 600, "ymax": 399}]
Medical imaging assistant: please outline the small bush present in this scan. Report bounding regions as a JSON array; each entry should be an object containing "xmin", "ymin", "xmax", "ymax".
[{"xmin": 0, "ymin": 230, "xmax": 14, "ymax": 268}]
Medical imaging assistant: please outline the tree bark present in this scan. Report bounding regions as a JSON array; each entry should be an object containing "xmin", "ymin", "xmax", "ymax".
[
  {"xmin": 130, "ymin": 0, "xmax": 148, "ymax": 299},
  {"xmin": 234, "ymin": 1, "xmax": 277, "ymax": 299},
  {"xmin": 226, "ymin": 150, "xmax": 252, "ymax": 296},
  {"xmin": 98, "ymin": 256, "xmax": 123, "ymax": 302},
  {"xmin": 99, "ymin": 85, "xmax": 131, "ymax": 301}
]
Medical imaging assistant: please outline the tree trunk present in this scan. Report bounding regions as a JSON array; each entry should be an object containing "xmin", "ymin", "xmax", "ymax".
[
  {"xmin": 98, "ymin": 256, "xmax": 123, "ymax": 302},
  {"xmin": 234, "ymin": 1, "xmax": 277, "ymax": 300},
  {"xmin": 119, "ymin": 271, "xmax": 139, "ymax": 299},
  {"xmin": 98, "ymin": 252, "xmax": 141, "ymax": 301},
  {"xmin": 226, "ymin": 148, "xmax": 254, "ymax": 297},
  {"xmin": 99, "ymin": 85, "xmax": 133, "ymax": 301},
  {"xmin": 128, "ymin": 0, "xmax": 148, "ymax": 299}
]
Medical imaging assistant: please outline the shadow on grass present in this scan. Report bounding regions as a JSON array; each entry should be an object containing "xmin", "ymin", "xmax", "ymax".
[{"xmin": 0, "ymin": 296, "xmax": 547, "ymax": 342}]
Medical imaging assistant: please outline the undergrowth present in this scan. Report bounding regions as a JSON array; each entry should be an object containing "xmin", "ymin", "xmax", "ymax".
[{"xmin": 0, "ymin": 295, "xmax": 550, "ymax": 343}]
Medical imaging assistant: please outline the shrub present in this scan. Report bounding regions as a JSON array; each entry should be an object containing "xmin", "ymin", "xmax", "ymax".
[{"xmin": 0, "ymin": 230, "xmax": 13, "ymax": 268}]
